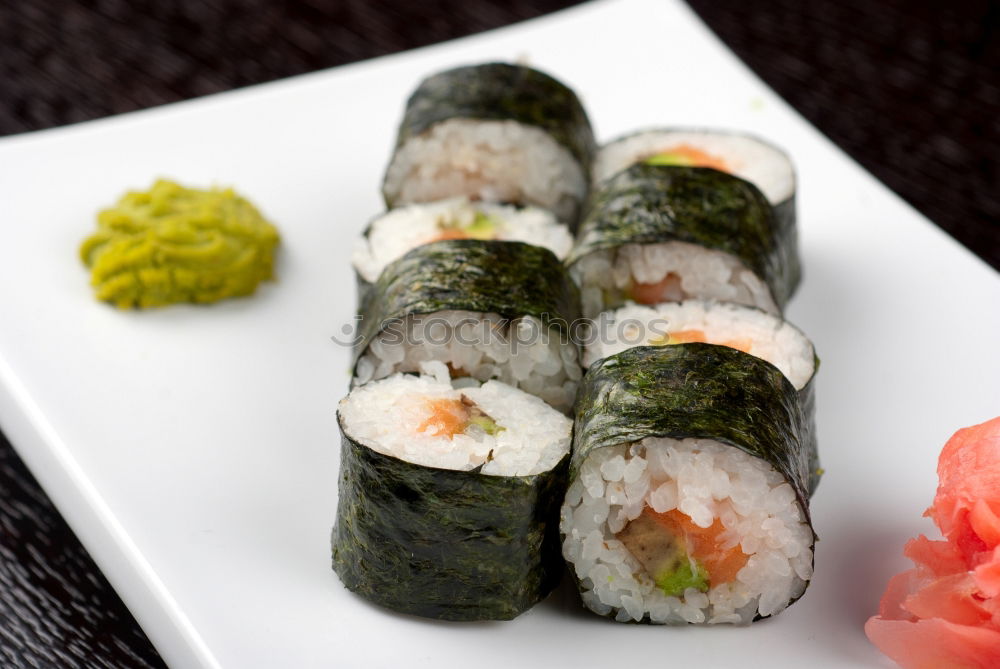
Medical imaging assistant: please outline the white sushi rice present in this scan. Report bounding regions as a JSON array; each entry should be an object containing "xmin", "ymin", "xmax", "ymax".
[
  {"xmin": 560, "ymin": 437, "xmax": 813, "ymax": 624},
  {"xmin": 383, "ymin": 118, "xmax": 587, "ymax": 223},
  {"xmin": 592, "ymin": 129, "xmax": 795, "ymax": 205},
  {"xmin": 572, "ymin": 241, "xmax": 779, "ymax": 320},
  {"xmin": 353, "ymin": 310, "xmax": 582, "ymax": 413},
  {"xmin": 339, "ymin": 371, "xmax": 571, "ymax": 477},
  {"xmin": 352, "ymin": 198, "xmax": 573, "ymax": 283},
  {"xmin": 585, "ymin": 301, "xmax": 815, "ymax": 389}
]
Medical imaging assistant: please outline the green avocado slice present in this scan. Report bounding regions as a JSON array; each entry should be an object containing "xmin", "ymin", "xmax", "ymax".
[
  {"xmin": 437, "ymin": 210, "xmax": 500, "ymax": 240},
  {"xmin": 643, "ymin": 151, "xmax": 697, "ymax": 167}
]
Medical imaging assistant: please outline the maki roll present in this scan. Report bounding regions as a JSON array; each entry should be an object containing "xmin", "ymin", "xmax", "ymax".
[
  {"xmin": 351, "ymin": 197, "xmax": 573, "ymax": 287},
  {"xmin": 382, "ymin": 63, "xmax": 596, "ymax": 225},
  {"xmin": 332, "ymin": 371, "xmax": 572, "ymax": 620},
  {"xmin": 592, "ymin": 129, "xmax": 795, "ymax": 227},
  {"xmin": 567, "ymin": 164, "xmax": 800, "ymax": 319},
  {"xmin": 561, "ymin": 345, "xmax": 816, "ymax": 624},
  {"xmin": 584, "ymin": 300, "xmax": 815, "ymax": 391},
  {"xmin": 353, "ymin": 239, "xmax": 583, "ymax": 413},
  {"xmin": 586, "ymin": 300, "xmax": 821, "ymax": 495}
]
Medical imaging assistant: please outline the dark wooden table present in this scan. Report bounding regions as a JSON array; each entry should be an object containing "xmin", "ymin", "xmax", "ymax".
[{"xmin": 0, "ymin": 1, "xmax": 997, "ymax": 666}]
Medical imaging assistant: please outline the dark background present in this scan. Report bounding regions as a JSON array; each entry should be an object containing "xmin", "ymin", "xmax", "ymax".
[{"xmin": 0, "ymin": 1, "xmax": 997, "ymax": 666}]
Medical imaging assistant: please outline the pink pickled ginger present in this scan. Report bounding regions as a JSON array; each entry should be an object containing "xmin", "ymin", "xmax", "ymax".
[{"xmin": 866, "ymin": 416, "xmax": 1000, "ymax": 668}]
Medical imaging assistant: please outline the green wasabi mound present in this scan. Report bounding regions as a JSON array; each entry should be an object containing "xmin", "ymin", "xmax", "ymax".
[{"xmin": 79, "ymin": 179, "xmax": 280, "ymax": 308}]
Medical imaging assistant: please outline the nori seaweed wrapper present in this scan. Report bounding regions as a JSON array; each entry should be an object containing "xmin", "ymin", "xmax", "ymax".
[
  {"xmin": 331, "ymin": 414, "xmax": 570, "ymax": 620},
  {"xmin": 353, "ymin": 238, "xmax": 582, "ymax": 371},
  {"xmin": 390, "ymin": 62, "xmax": 595, "ymax": 173},
  {"xmin": 567, "ymin": 163, "xmax": 801, "ymax": 312},
  {"xmin": 354, "ymin": 272, "xmax": 374, "ymax": 315},
  {"xmin": 570, "ymin": 344, "xmax": 817, "ymax": 614},
  {"xmin": 797, "ymin": 362, "xmax": 822, "ymax": 496}
]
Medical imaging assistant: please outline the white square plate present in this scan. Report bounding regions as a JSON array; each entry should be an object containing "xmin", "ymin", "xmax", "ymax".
[{"xmin": 1, "ymin": 0, "xmax": 998, "ymax": 666}]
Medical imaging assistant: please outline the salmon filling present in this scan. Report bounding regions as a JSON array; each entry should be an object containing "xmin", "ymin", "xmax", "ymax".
[
  {"xmin": 617, "ymin": 507, "xmax": 749, "ymax": 597},
  {"xmin": 649, "ymin": 329, "xmax": 753, "ymax": 354},
  {"xmin": 417, "ymin": 395, "xmax": 501, "ymax": 438}
]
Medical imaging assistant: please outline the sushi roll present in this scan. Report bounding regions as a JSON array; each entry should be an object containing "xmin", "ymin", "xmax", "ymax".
[
  {"xmin": 382, "ymin": 63, "xmax": 596, "ymax": 226},
  {"xmin": 352, "ymin": 239, "xmax": 583, "ymax": 413},
  {"xmin": 567, "ymin": 163, "xmax": 800, "ymax": 319},
  {"xmin": 561, "ymin": 345, "xmax": 816, "ymax": 624},
  {"xmin": 591, "ymin": 129, "xmax": 795, "ymax": 231},
  {"xmin": 332, "ymin": 371, "xmax": 572, "ymax": 621},
  {"xmin": 585, "ymin": 300, "xmax": 815, "ymax": 390},
  {"xmin": 351, "ymin": 197, "xmax": 573, "ymax": 291},
  {"xmin": 586, "ymin": 300, "xmax": 821, "ymax": 494}
]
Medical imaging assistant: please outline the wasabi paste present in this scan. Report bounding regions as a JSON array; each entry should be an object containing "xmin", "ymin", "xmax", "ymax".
[{"xmin": 79, "ymin": 179, "xmax": 280, "ymax": 308}]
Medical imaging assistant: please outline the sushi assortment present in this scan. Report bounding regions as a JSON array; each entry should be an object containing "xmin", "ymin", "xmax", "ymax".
[
  {"xmin": 332, "ymin": 62, "xmax": 822, "ymax": 625},
  {"xmin": 333, "ymin": 62, "xmax": 591, "ymax": 621}
]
